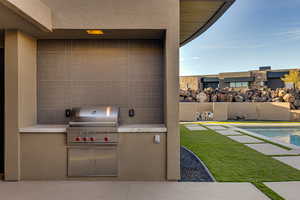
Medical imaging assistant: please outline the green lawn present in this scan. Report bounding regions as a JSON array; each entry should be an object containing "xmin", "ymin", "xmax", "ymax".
[{"xmin": 180, "ymin": 125, "xmax": 300, "ymax": 182}]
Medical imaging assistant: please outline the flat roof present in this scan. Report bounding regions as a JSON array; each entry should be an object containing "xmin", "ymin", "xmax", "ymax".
[
  {"xmin": 0, "ymin": 0, "xmax": 235, "ymax": 44},
  {"xmin": 180, "ymin": 0, "xmax": 235, "ymax": 46}
]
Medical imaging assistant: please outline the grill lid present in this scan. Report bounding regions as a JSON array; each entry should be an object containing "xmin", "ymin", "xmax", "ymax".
[{"xmin": 69, "ymin": 106, "xmax": 119, "ymax": 127}]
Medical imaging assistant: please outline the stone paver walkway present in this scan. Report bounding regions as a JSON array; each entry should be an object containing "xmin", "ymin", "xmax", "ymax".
[
  {"xmin": 290, "ymin": 149, "xmax": 300, "ymax": 154},
  {"xmin": 228, "ymin": 135, "xmax": 263, "ymax": 143},
  {"xmin": 185, "ymin": 126, "xmax": 207, "ymax": 131},
  {"xmin": 0, "ymin": 181, "xmax": 269, "ymax": 200},
  {"xmin": 213, "ymin": 125, "xmax": 300, "ymax": 174},
  {"xmin": 273, "ymin": 156, "xmax": 300, "ymax": 170},
  {"xmin": 185, "ymin": 124, "xmax": 200, "ymax": 127},
  {"xmin": 215, "ymin": 130, "xmax": 242, "ymax": 136},
  {"xmin": 265, "ymin": 182, "xmax": 300, "ymax": 200},
  {"xmin": 245, "ymin": 143, "xmax": 298, "ymax": 155},
  {"xmin": 205, "ymin": 125, "xmax": 228, "ymax": 130}
]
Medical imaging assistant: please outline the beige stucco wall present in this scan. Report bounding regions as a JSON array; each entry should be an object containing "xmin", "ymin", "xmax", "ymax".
[
  {"xmin": 164, "ymin": 21, "xmax": 180, "ymax": 180},
  {"xmin": 4, "ymin": 30, "xmax": 20, "ymax": 181},
  {"xmin": 179, "ymin": 103, "xmax": 213, "ymax": 121},
  {"xmin": 228, "ymin": 102, "xmax": 290, "ymax": 121},
  {"xmin": 20, "ymin": 133, "xmax": 66, "ymax": 180},
  {"xmin": 256, "ymin": 103, "xmax": 290, "ymax": 121},
  {"xmin": 18, "ymin": 32, "xmax": 37, "ymax": 127},
  {"xmin": 4, "ymin": 0, "xmax": 180, "ymax": 181},
  {"xmin": 5, "ymin": 30, "xmax": 37, "ymax": 181},
  {"xmin": 1, "ymin": 0, "xmax": 52, "ymax": 31},
  {"xmin": 41, "ymin": 0, "xmax": 177, "ymax": 30},
  {"xmin": 20, "ymin": 132, "xmax": 166, "ymax": 181},
  {"xmin": 290, "ymin": 110, "xmax": 300, "ymax": 121},
  {"xmin": 228, "ymin": 103, "xmax": 258, "ymax": 120},
  {"xmin": 213, "ymin": 103, "xmax": 228, "ymax": 121},
  {"xmin": 40, "ymin": 0, "xmax": 181, "ymax": 181},
  {"xmin": 180, "ymin": 102, "xmax": 293, "ymax": 121}
]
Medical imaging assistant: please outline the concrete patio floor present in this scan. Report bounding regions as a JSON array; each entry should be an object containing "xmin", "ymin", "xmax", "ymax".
[{"xmin": 0, "ymin": 181, "xmax": 269, "ymax": 200}]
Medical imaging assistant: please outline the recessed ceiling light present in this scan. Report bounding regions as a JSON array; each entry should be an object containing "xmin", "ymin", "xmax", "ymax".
[{"xmin": 86, "ymin": 30, "xmax": 104, "ymax": 35}]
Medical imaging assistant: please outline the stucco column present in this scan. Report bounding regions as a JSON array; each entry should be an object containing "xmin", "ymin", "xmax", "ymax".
[
  {"xmin": 165, "ymin": 3, "xmax": 180, "ymax": 180},
  {"xmin": 4, "ymin": 30, "xmax": 20, "ymax": 181},
  {"xmin": 4, "ymin": 30, "xmax": 37, "ymax": 181}
]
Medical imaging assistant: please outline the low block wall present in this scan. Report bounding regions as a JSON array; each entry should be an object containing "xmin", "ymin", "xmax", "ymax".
[
  {"xmin": 228, "ymin": 102, "xmax": 291, "ymax": 121},
  {"xmin": 180, "ymin": 102, "xmax": 294, "ymax": 121},
  {"xmin": 179, "ymin": 103, "xmax": 213, "ymax": 121}
]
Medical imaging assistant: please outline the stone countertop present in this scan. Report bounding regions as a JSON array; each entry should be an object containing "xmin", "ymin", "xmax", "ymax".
[
  {"xmin": 19, "ymin": 124, "xmax": 68, "ymax": 133},
  {"xmin": 118, "ymin": 124, "xmax": 167, "ymax": 133},
  {"xmin": 19, "ymin": 124, "xmax": 167, "ymax": 133}
]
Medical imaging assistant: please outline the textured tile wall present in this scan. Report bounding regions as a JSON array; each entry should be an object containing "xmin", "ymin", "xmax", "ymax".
[{"xmin": 37, "ymin": 39, "xmax": 164, "ymax": 124}]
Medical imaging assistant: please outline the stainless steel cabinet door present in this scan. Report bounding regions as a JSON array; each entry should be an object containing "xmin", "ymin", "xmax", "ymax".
[
  {"xmin": 93, "ymin": 146, "xmax": 118, "ymax": 176},
  {"xmin": 68, "ymin": 146, "xmax": 118, "ymax": 177},
  {"xmin": 68, "ymin": 148, "xmax": 93, "ymax": 176}
]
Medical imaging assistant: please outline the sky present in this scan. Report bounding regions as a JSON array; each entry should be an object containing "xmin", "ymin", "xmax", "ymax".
[{"xmin": 180, "ymin": 0, "xmax": 300, "ymax": 76}]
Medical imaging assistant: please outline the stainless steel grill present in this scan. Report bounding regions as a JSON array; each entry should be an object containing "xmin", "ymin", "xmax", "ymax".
[
  {"xmin": 67, "ymin": 106, "xmax": 119, "ymax": 177},
  {"xmin": 69, "ymin": 106, "xmax": 119, "ymax": 128}
]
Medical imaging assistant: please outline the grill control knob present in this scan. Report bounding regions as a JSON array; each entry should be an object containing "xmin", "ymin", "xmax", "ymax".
[
  {"xmin": 90, "ymin": 137, "xmax": 96, "ymax": 142},
  {"xmin": 75, "ymin": 137, "xmax": 81, "ymax": 142},
  {"xmin": 83, "ymin": 137, "xmax": 88, "ymax": 142},
  {"xmin": 104, "ymin": 137, "xmax": 109, "ymax": 142}
]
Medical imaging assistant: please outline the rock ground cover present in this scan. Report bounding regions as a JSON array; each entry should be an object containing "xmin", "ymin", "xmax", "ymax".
[
  {"xmin": 180, "ymin": 147, "xmax": 214, "ymax": 182},
  {"xmin": 180, "ymin": 87, "xmax": 300, "ymax": 110}
]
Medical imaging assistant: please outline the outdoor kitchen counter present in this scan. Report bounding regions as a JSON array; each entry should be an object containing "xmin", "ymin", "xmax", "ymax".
[
  {"xmin": 19, "ymin": 124, "xmax": 167, "ymax": 180},
  {"xmin": 19, "ymin": 124, "xmax": 167, "ymax": 133}
]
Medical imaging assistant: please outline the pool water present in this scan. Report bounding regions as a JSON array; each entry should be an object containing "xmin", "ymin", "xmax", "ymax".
[{"xmin": 239, "ymin": 126, "xmax": 300, "ymax": 147}]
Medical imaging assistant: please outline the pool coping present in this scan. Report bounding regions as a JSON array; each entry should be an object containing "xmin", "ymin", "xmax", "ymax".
[{"xmin": 229, "ymin": 126, "xmax": 300, "ymax": 150}]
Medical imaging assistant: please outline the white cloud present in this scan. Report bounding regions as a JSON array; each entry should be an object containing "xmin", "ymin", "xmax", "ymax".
[
  {"xmin": 273, "ymin": 28, "xmax": 300, "ymax": 41},
  {"xmin": 197, "ymin": 43, "xmax": 266, "ymax": 49}
]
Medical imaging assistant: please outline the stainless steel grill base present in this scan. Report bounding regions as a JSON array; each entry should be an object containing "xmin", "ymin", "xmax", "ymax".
[
  {"xmin": 67, "ymin": 106, "xmax": 120, "ymax": 177},
  {"xmin": 68, "ymin": 146, "xmax": 118, "ymax": 177}
]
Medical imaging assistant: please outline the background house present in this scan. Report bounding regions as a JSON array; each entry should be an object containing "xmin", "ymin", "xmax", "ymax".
[{"xmin": 180, "ymin": 66, "xmax": 295, "ymax": 91}]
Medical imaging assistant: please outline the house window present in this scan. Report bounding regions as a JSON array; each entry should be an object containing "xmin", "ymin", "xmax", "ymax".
[{"xmin": 230, "ymin": 82, "xmax": 249, "ymax": 88}]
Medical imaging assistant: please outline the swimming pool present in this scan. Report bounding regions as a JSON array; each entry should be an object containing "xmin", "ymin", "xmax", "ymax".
[{"xmin": 238, "ymin": 126, "xmax": 300, "ymax": 147}]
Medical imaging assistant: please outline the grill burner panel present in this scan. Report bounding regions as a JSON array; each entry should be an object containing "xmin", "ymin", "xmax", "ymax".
[{"xmin": 67, "ymin": 127, "xmax": 119, "ymax": 145}]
